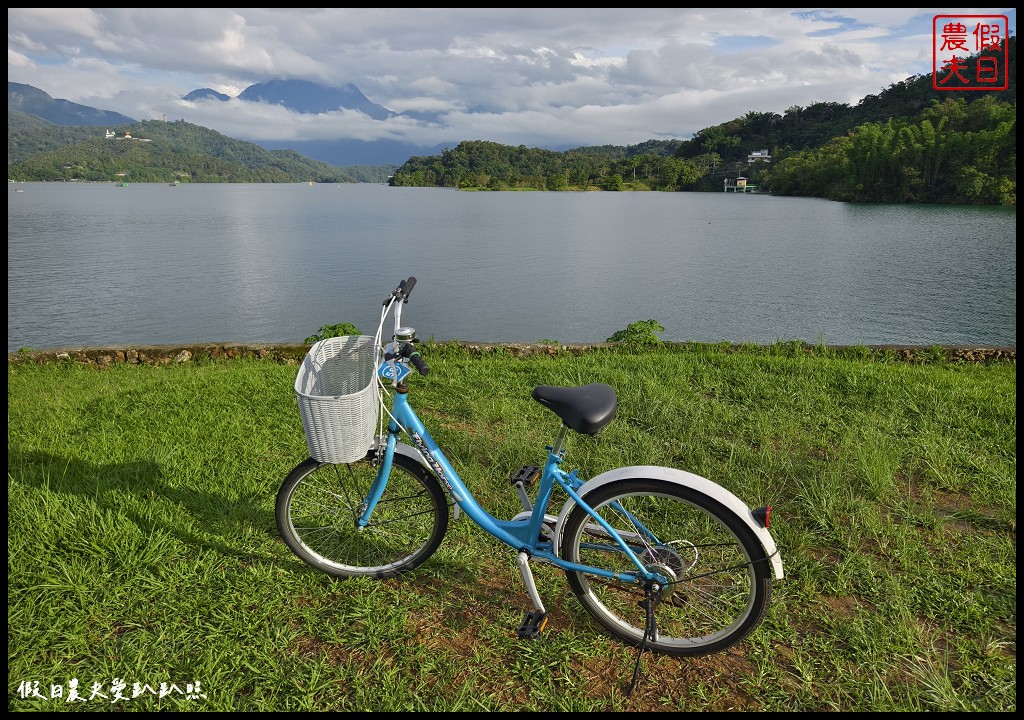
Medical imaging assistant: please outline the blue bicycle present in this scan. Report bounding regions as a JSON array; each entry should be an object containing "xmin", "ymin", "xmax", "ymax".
[{"xmin": 276, "ymin": 277, "xmax": 784, "ymax": 662}]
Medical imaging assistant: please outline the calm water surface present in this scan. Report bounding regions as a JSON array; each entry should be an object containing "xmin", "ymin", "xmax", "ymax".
[{"xmin": 7, "ymin": 182, "xmax": 1017, "ymax": 352}]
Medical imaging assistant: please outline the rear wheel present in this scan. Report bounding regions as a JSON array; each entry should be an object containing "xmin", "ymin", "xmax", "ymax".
[
  {"xmin": 276, "ymin": 452, "xmax": 449, "ymax": 578},
  {"xmin": 560, "ymin": 478, "xmax": 772, "ymax": 656}
]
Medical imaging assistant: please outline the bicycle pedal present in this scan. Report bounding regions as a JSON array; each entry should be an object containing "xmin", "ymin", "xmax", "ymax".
[
  {"xmin": 510, "ymin": 466, "xmax": 541, "ymax": 487},
  {"xmin": 516, "ymin": 610, "xmax": 548, "ymax": 640}
]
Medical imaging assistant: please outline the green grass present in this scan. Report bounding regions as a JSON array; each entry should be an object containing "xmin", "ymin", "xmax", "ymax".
[{"xmin": 7, "ymin": 343, "xmax": 1016, "ymax": 711}]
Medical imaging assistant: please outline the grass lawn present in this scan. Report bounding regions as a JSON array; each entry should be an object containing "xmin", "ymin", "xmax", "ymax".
[{"xmin": 7, "ymin": 341, "xmax": 1016, "ymax": 711}]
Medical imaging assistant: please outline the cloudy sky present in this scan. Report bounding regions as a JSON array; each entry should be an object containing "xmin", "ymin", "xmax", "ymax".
[{"xmin": 8, "ymin": 8, "xmax": 1017, "ymax": 152}]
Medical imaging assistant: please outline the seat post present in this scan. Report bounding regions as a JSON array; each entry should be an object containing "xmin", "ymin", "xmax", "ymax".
[{"xmin": 550, "ymin": 424, "xmax": 570, "ymax": 457}]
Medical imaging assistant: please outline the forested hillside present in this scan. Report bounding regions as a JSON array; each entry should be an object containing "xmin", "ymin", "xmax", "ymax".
[
  {"xmin": 390, "ymin": 38, "xmax": 1015, "ymax": 205},
  {"xmin": 762, "ymin": 95, "xmax": 1015, "ymax": 204},
  {"xmin": 7, "ymin": 116, "xmax": 357, "ymax": 184},
  {"xmin": 8, "ymin": 111, "xmax": 106, "ymax": 165},
  {"xmin": 388, "ymin": 93, "xmax": 1015, "ymax": 205}
]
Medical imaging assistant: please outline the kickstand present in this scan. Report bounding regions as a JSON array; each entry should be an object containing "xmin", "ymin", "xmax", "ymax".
[{"xmin": 627, "ymin": 587, "xmax": 660, "ymax": 698}]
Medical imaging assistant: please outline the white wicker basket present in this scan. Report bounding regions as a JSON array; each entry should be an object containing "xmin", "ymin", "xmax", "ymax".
[{"xmin": 294, "ymin": 335, "xmax": 380, "ymax": 464}]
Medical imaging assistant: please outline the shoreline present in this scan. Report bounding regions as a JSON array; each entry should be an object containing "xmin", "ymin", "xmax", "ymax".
[{"xmin": 7, "ymin": 341, "xmax": 1016, "ymax": 367}]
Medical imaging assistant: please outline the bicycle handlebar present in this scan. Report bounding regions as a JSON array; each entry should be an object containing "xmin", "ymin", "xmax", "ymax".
[
  {"xmin": 380, "ymin": 276, "xmax": 430, "ymax": 378},
  {"xmin": 383, "ymin": 342, "xmax": 431, "ymax": 376},
  {"xmin": 384, "ymin": 276, "xmax": 417, "ymax": 306},
  {"xmin": 406, "ymin": 345, "xmax": 430, "ymax": 376}
]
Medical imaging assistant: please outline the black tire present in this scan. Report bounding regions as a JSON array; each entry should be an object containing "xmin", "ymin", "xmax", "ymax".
[
  {"xmin": 275, "ymin": 452, "xmax": 449, "ymax": 578},
  {"xmin": 560, "ymin": 478, "xmax": 772, "ymax": 656}
]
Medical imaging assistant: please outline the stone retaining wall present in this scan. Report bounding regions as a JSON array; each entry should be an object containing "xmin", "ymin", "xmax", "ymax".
[{"xmin": 7, "ymin": 341, "xmax": 1016, "ymax": 367}]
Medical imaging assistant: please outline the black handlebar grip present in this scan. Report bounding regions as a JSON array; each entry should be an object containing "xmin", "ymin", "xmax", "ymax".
[
  {"xmin": 408, "ymin": 349, "xmax": 430, "ymax": 376},
  {"xmin": 403, "ymin": 276, "xmax": 417, "ymax": 302},
  {"xmin": 385, "ymin": 278, "xmax": 408, "ymax": 306}
]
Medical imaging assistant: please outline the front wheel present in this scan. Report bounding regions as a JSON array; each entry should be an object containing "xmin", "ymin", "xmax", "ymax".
[
  {"xmin": 276, "ymin": 452, "xmax": 449, "ymax": 578},
  {"xmin": 560, "ymin": 478, "xmax": 772, "ymax": 656}
]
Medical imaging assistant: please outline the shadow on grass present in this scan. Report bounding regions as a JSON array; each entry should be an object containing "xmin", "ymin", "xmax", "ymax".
[{"xmin": 10, "ymin": 449, "xmax": 279, "ymax": 564}]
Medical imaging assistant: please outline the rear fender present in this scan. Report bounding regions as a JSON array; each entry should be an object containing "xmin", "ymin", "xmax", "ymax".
[{"xmin": 553, "ymin": 465, "xmax": 784, "ymax": 580}]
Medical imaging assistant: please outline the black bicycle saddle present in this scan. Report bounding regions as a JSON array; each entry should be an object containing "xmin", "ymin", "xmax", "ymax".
[{"xmin": 531, "ymin": 383, "xmax": 618, "ymax": 436}]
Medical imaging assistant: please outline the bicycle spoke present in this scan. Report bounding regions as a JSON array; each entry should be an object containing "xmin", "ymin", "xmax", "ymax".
[
  {"xmin": 276, "ymin": 455, "xmax": 448, "ymax": 578},
  {"xmin": 561, "ymin": 478, "xmax": 772, "ymax": 656}
]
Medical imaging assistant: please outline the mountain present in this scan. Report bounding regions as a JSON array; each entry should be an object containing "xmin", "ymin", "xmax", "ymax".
[
  {"xmin": 9, "ymin": 79, "xmax": 454, "ymax": 165},
  {"xmin": 182, "ymin": 87, "xmax": 230, "ymax": 102},
  {"xmin": 6, "ymin": 113, "xmax": 361, "ymax": 183},
  {"xmin": 7, "ymin": 81, "xmax": 412, "ymax": 169},
  {"xmin": 186, "ymin": 78, "xmax": 444, "ymax": 124},
  {"xmin": 238, "ymin": 79, "xmax": 397, "ymax": 120},
  {"xmin": 7, "ymin": 82, "xmax": 136, "ymax": 126},
  {"xmin": 182, "ymin": 78, "xmax": 447, "ymax": 163}
]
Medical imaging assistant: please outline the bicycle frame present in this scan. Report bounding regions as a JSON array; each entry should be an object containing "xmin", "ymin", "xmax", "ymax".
[
  {"xmin": 353, "ymin": 285, "xmax": 783, "ymax": 601},
  {"xmin": 363, "ymin": 391, "xmax": 661, "ymax": 586},
  {"xmin": 280, "ymin": 278, "xmax": 782, "ymax": 667}
]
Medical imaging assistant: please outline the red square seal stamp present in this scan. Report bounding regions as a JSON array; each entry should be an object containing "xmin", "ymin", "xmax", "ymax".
[{"xmin": 933, "ymin": 14, "xmax": 1009, "ymax": 90}]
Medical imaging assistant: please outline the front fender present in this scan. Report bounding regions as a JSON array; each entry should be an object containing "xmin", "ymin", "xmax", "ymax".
[
  {"xmin": 393, "ymin": 440, "xmax": 428, "ymax": 467},
  {"xmin": 369, "ymin": 438, "xmax": 462, "ymax": 519},
  {"xmin": 553, "ymin": 465, "xmax": 784, "ymax": 580},
  {"xmin": 369, "ymin": 437, "xmax": 429, "ymax": 466}
]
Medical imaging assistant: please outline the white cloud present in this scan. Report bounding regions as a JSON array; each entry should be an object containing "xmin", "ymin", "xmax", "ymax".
[{"xmin": 7, "ymin": 7, "xmax": 1017, "ymax": 153}]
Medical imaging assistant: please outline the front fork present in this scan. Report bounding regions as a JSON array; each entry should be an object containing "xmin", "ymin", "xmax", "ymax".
[{"xmin": 356, "ymin": 428, "xmax": 400, "ymax": 528}]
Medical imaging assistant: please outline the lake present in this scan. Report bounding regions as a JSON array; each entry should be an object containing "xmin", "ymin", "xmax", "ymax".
[{"xmin": 7, "ymin": 182, "xmax": 1017, "ymax": 353}]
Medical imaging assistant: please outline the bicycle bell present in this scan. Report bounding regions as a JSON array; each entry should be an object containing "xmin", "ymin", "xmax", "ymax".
[{"xmin": 395, "ymin": 326, "xmax": 417, "ymax": 343}]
